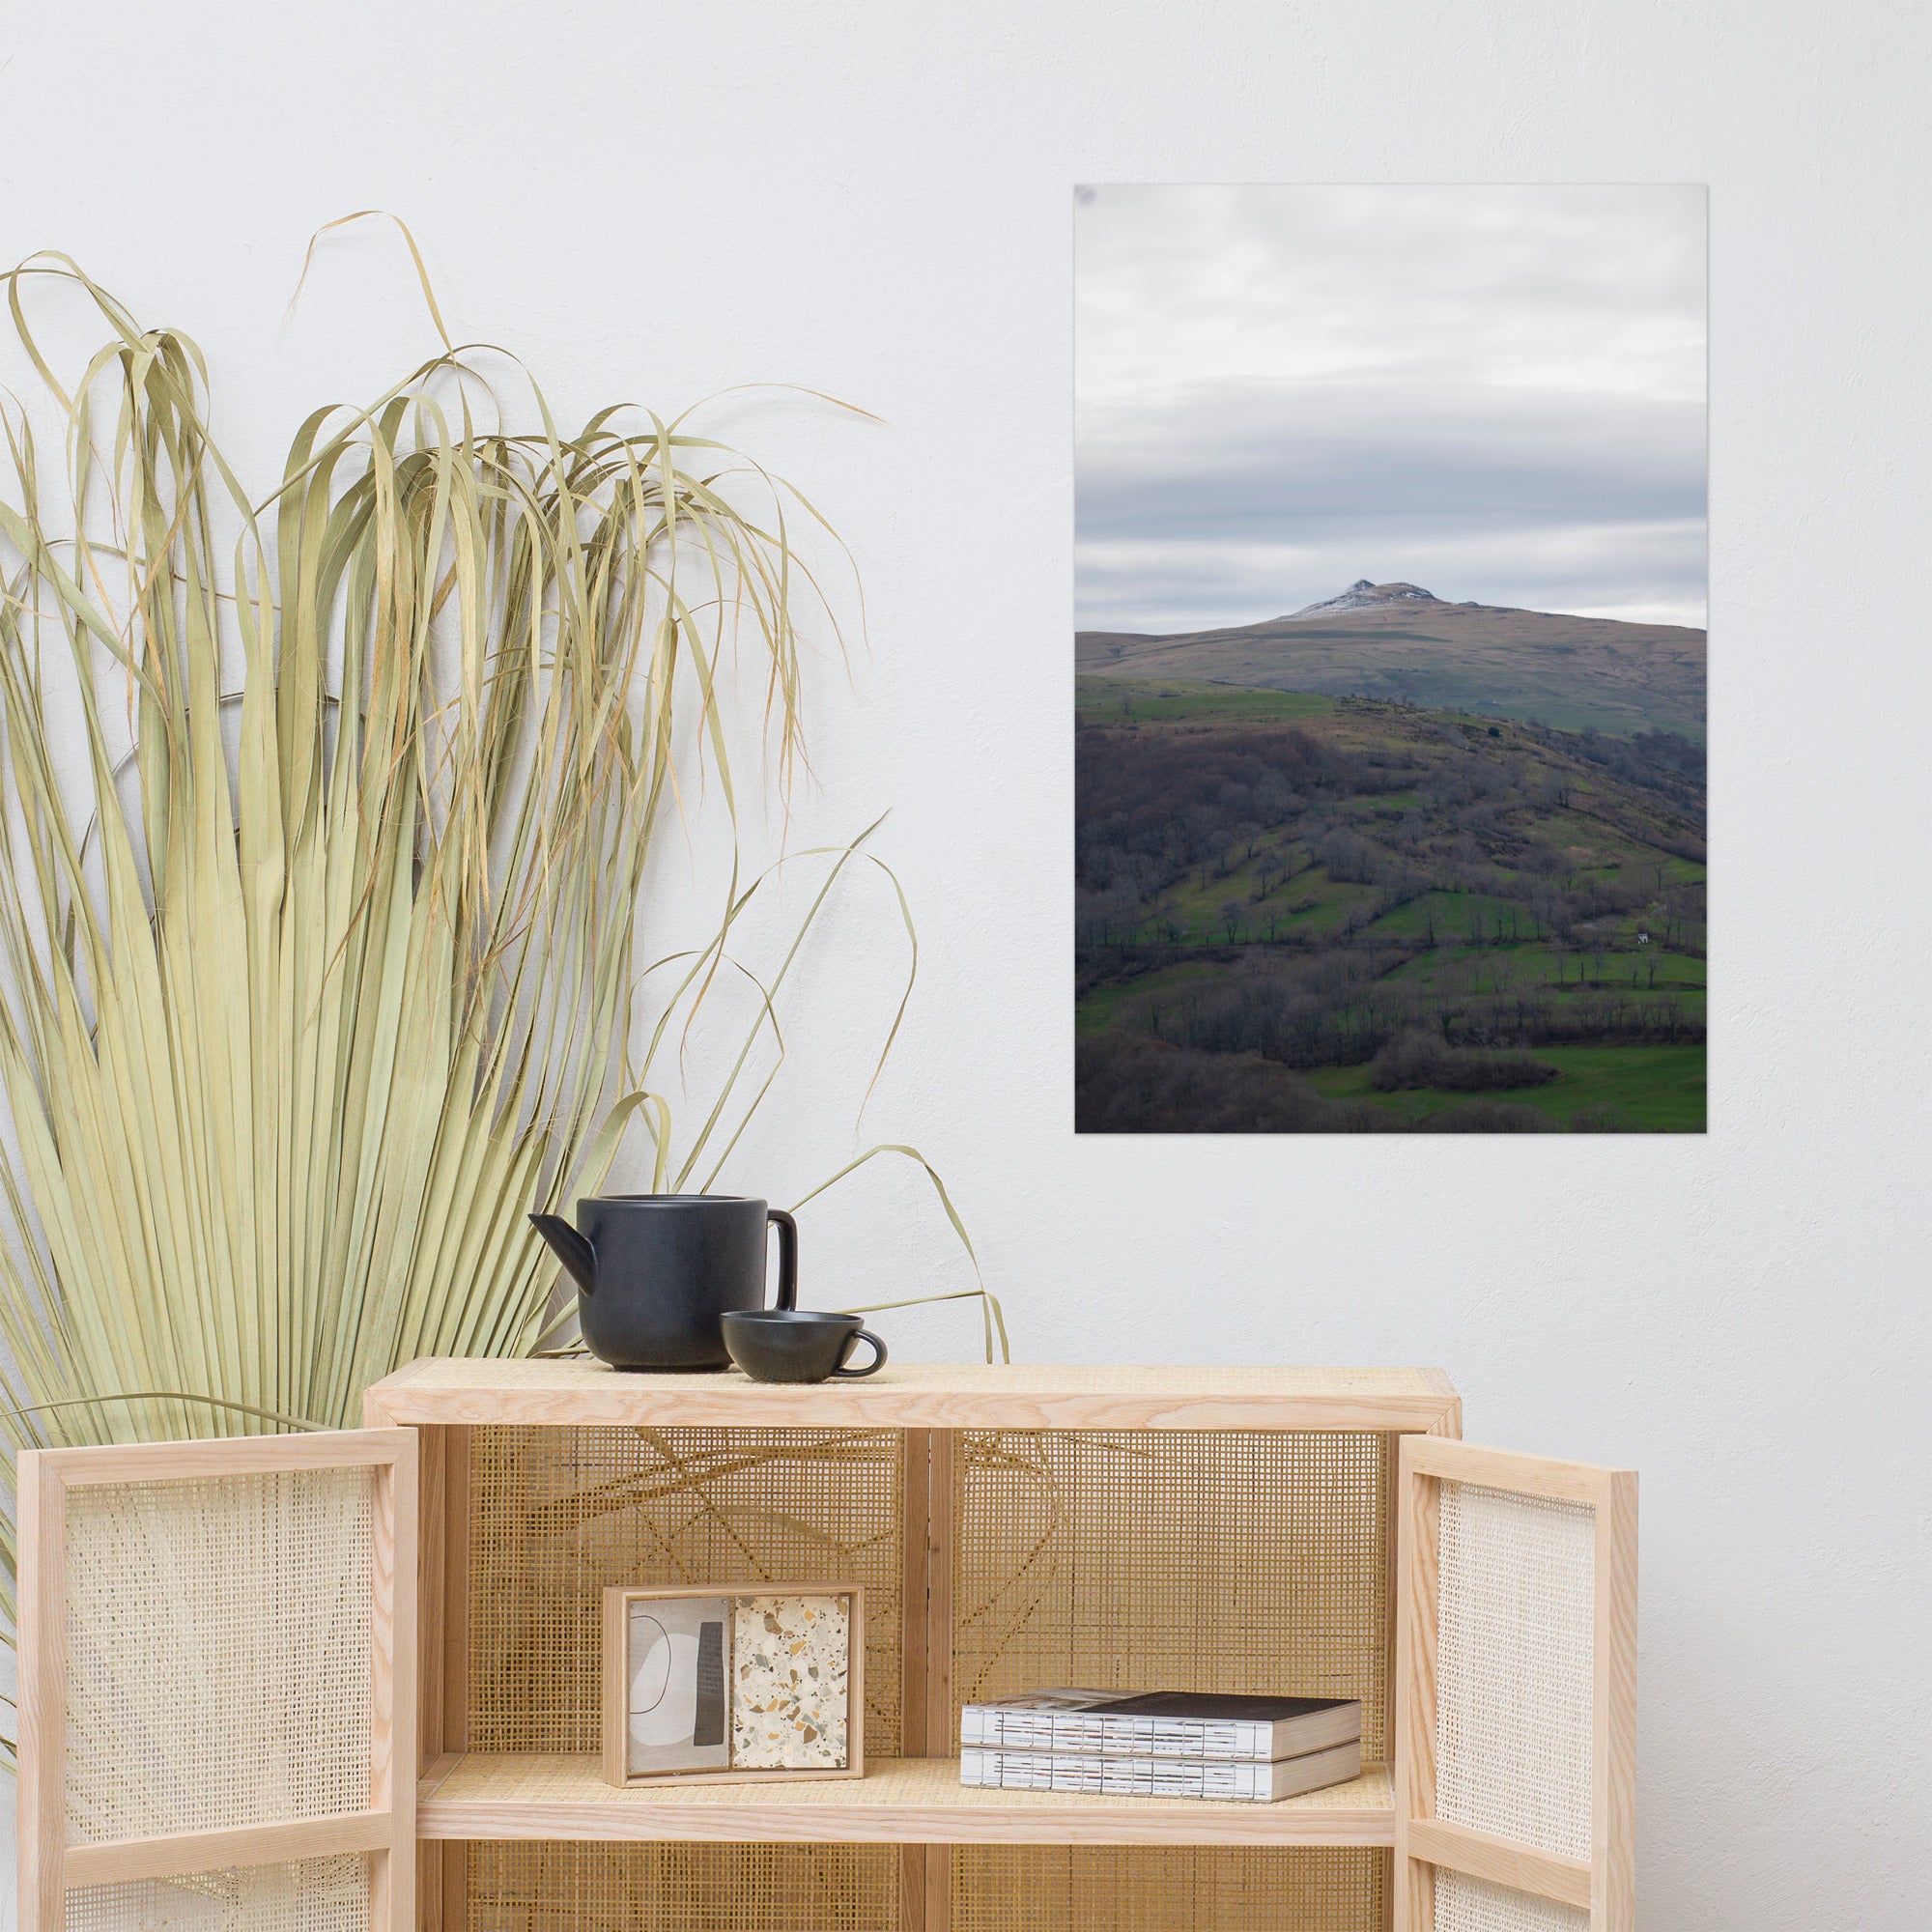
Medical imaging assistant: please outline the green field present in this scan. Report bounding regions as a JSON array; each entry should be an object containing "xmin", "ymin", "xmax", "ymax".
[
  {"xmin": 1305, "ymin": 1044, "xmax": 1707, "ymax": 1131},
  {"xmin": 1076, "ymin": 677, "xmax": 1337, "ymax": 725},
  {"xmin": 1077, "ymin": 676, "xmax": 1707, "ymax": 1132},
  {"xmin": 1076, "ymin": 961, "xmax": 1228, "ymax": 1034}
]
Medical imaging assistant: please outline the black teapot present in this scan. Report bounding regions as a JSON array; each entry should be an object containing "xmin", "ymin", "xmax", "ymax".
[{"xmin": 529, "ymin": 1194, "xmax": 797, "ymax": 1371}]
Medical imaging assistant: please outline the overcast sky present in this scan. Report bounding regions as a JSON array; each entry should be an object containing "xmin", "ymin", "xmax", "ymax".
[{"xmin": 1075, "ymin": 185, "xmax": 1707, "ymax": 635}]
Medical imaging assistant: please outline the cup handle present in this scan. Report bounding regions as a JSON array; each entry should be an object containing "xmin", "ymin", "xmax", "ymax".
[
  {"xmin": 767, "ymin": 1208, "xmax": 798, "ymax": 1311},
  {"xmin": 832, "ymin": 1328, "xmax": 887, "ymax": 1378}
]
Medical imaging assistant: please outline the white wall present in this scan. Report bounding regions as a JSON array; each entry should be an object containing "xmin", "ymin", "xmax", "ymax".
[{"xmin": 4, "ymin": 1, "xmax": 1928, "ymax": 1924}]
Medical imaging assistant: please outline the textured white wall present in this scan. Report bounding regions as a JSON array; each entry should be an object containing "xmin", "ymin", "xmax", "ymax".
[{"xmin": 3, "ymin": 2, "xmax": 1927, "ymax": 1925}]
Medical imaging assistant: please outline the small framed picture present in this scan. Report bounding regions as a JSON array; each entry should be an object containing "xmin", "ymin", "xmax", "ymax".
[{"xmin": 601, "ymin": 1583, "xmax": 865, "ymax": 1787}]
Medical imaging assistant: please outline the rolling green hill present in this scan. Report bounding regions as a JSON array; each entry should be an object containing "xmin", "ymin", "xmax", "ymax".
[
  {"xmin": 1075, "ymin": 677, "xmax": 1707, "ymax": 1132},
  {"xmin": 1076, "ymin": 582, "xmax": 1705, "ymax": 738}
]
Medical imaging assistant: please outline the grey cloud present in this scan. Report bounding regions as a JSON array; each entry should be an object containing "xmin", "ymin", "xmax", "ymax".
[
  {"xmin": 1076, "ymin": 519, "xmax": 1707, "ymax": 635},
  {"xmin": 1077, "ymin": 384, "xmax": 1705, "ymax": 544},
  {"xmin": 1074, "ymin": 185, "xmax": 1706, "ymax": 634}
]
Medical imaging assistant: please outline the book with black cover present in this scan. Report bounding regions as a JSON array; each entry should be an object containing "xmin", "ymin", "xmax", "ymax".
[{"xmin": 958, "ymin": 1688, "xmax": 1361, "ymax": 1762}]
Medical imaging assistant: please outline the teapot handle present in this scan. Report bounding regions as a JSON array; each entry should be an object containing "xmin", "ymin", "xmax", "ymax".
[{"xmin": 767, "ymin": 1208, "xmax": 798, "ymax": 1311}]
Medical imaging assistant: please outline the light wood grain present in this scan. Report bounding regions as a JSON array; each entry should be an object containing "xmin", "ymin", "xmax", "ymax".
[
  {"xmin": 1594, "ymin": 1469, "xmax": 1639, "ymax": 1932},
  {"xmin": 1402, "ymin": 1436, "xmax": 1623, "ymax": 1507},
  {"xmin": 1385, "ymin": 1395, "xmax": 1459, "ymax": 1932},
  {"xmin": 898, "ymin": 1431, "xmax": 955, "ymax": 1932},
  {"xmin": 925, "ymin": 1430, "xmax": 955, "ymax": 1761},
  {"xmin": 1406, "ymin": 1817, "xmax": 1592, "ymax": 1910},
  {"xmin": 900, "ymin": 1845, "xmax": 928, "ymax": 1932},
  {"xmin": 900, "ymin": 1430, "xmax": 932, "ymax": 1760},
  {"xmin": 381, "ymin": 1419, "xmax": 471, "ymax": 1777},
  {"xmin": 601, "ymin": 1582, "xmax": 629, "ymax": 1787},
  {"xmin": 849, "ymin": 1586, "xmax": 869, "ymax": 1781},
  {"xmin": 417, "ymin": 1842, "xmax": 466, "ymax": 1932},
  {"xmin": 1378, "ymin": 1427, "xmax": 1403, "ymax": 1889},
  {"xmin": 416, "ymin": 1752, "xmax": 1395, "ymax": 1847},
  {"xmin": 372, "ymin": 1410, "xmax": 465, "ymax": 1932},
  {"xmin": 440, "ymin": 1426, "xmax": 470, "ymax": 1759},
  {"xmin": 408, "ymin": 1420, "xmax": 447, "ymax": 1778},
  {"xmin": 62, "ymin": 1810, "xmax": 391, "ymax": 1888},
  {"xmin": 923, "ymin": 1431, "xmax": 955, "ymax": 1932},
  {"xmin": 362, "ymin": 1358, "xmax": 1462, "ymax": 1434},
  {"xmin": 16, "ymin": 1453, "xmax": 65, "ymax": 1932},
  {"xmin": 1393, "ymin": 1432, "xmax": 1441, "ymax": 1932},
  {"xmin": 925, "ymin": 1841, "xmax": 952, "ymax": 1929},
  {"xmin": 378, "ymin": 1439, "xmax": 417, "ymax": 1932},
  {"xmin": 38, "ymin": 1429, "xmax": 414, "ymax": 1485}
]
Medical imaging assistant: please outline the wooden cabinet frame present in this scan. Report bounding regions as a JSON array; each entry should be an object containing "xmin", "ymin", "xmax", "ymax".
[
  {"xmin": 367, "ymin": 1361, "xmax": 1466, "ymax": 1932},
  {"xmin": 1394, "ymin": 1436, "xmax": 1637, "ymax": 1932},
  {"xmin": 15, "ymin": 1429, "xmax": 417, "ymax": 1932},
  {"xmin": 17, "ymin": 1364, "xmax": 1636, "ymax": 1932}
]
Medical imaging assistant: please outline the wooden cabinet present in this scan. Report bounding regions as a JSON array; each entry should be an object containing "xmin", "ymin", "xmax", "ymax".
[{"xmin": 17, "ymin": 1363, "xmax": 1634, "ymax": 1932}]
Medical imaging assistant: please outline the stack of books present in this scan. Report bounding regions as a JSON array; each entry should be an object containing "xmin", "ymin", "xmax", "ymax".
[{"xmin": 958, "ymin": 1688, "xmax": 1362, "ymax": 1804}]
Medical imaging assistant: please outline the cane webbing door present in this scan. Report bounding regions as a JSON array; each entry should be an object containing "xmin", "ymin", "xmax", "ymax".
[
  {"xmin": 16, "ymin": 1429, "xmax": 417, "ymax": 1932},
  {"xmin": 1395, "ymin": 1438, "xmax": 1635, "ymax": 1932}
]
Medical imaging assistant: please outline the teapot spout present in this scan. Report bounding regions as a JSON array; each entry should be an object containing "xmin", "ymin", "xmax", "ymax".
[{"xmin": 529, "ymin": 1213, "xmax": 598, "ymax": 1295}]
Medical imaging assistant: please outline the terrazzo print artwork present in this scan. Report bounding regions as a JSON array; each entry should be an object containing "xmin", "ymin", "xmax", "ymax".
[{"xmin": 730, "ymin": 1594, "xmax": 851, "ymax": 1770}]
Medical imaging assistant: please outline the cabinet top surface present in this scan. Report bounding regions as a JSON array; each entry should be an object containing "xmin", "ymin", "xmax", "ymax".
[{"xmin": 364, "ymin": 1357, "xmax": 1460, "ymax": 1431}]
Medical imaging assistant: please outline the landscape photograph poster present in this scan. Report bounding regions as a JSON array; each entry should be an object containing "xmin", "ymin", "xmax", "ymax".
[{"xmin": 1074, "ymin": 185, "xmax": 1708, "ymax": 1133}]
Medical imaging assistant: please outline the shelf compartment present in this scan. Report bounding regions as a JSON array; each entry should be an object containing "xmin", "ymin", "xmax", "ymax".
[
  {"xmin": 416, "ymin": 1754, "xmax": 1394, "ymax": 1848},
  {"xmin": 951, "ymin": 1428, "xmax": 1394, "ymax": 1761}
]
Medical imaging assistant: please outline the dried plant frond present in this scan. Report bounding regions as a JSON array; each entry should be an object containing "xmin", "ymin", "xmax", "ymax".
[{"xmin": 0, "ymin": 245, "xmax": 1001, "ymax": 1764}]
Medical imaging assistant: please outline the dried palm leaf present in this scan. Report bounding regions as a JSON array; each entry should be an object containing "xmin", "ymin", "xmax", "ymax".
[{"xmin": 0, "ymin": 240, "xmax": 1000, "ymax": 1765}]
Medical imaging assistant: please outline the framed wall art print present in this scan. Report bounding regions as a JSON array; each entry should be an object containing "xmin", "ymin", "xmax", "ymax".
[
  {"xmin": 1074, "ymin": 184, "xmax": 1708, "ymax": 1135},
  {"xmin": 601, "ymin": 1583, "xmax": 865, "ymax": 1787}
]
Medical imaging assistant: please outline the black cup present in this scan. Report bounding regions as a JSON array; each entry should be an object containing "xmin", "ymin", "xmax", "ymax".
[{"xmin": 721, "ymin": 1310, "xmax": 888, "ymax": 1383}]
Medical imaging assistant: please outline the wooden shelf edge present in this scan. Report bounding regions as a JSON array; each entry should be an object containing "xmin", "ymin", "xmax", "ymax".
[
  {"xmin": 364, "ymin": 1363, "xmax": 1462, "ymax": 1435},
  {"xmin": 415, "ymin": 1756, "xmax": 1395, "ymax": 1849}
]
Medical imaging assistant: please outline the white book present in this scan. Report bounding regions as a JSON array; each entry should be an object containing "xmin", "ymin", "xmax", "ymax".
[
  {"xmin": 959, "ymin": 1688, "xmax": 1361, "ymax": 1762},
  {"xmin": 958, "ymin": 1737, "xmax": 1363, "ymax": 1804}
]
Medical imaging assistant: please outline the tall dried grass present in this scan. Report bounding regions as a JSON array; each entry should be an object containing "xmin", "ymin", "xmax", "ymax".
[{"xmin": 0, "ymin": 235, "xmax": 998, "ymax": 1761}]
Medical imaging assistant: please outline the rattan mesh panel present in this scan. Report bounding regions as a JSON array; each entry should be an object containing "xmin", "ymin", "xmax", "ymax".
[
  {"xmin": 64, "ymin": 1856, "xmax": 370, "ymax": 1932},
  {"xmin": 63, "ymin": 1470, "xmax": 374, "ymax": 1841},
  {"xmin": 953, "ymin": 1846, "xmax": 1387, "ymax": 1932},
  {"xmin": 953, "ymin": 1431, "xmax": 1392, "ymax": 1758},
  {"xmin": 1434, "ymin": 1870, "xmax": 1589, "ymax": 1932},
  {"xmin": 467, "ymin": 1841, "xmax": 897, "ymax": 1932},
  {"xmin": 1435, "ymin": 1481, "xmax": 1594, "ymax": 1861},
  {"xmin": 469, "ymin": 1427, "xmax": 902, "ymax": 1756}
]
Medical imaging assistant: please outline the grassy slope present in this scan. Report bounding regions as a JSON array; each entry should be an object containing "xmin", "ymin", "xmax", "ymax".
[
  {"xmin": 1076, "ymin": 602, "xmax": 1706, "ymax": 738},
  {"xmin": 1075, "ymin": 677, "xmax": 1337, "ymax": 725},
  {"xmin": 1306, "ymin": 1044, "xmax": 1708, "ymax": 1132},
  {"xmin": 1080, "ymin": 687, "xmax": 1706, "ymax": 952},
  {"xmin": 1076, "ymin": 682, "xmax": 1708, "ymax": 1130}
]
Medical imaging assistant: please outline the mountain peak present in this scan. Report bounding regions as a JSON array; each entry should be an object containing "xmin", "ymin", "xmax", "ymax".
[{"xmin": 1290, "ymin": 580, "xmax": 1442, "ymax": 618}]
